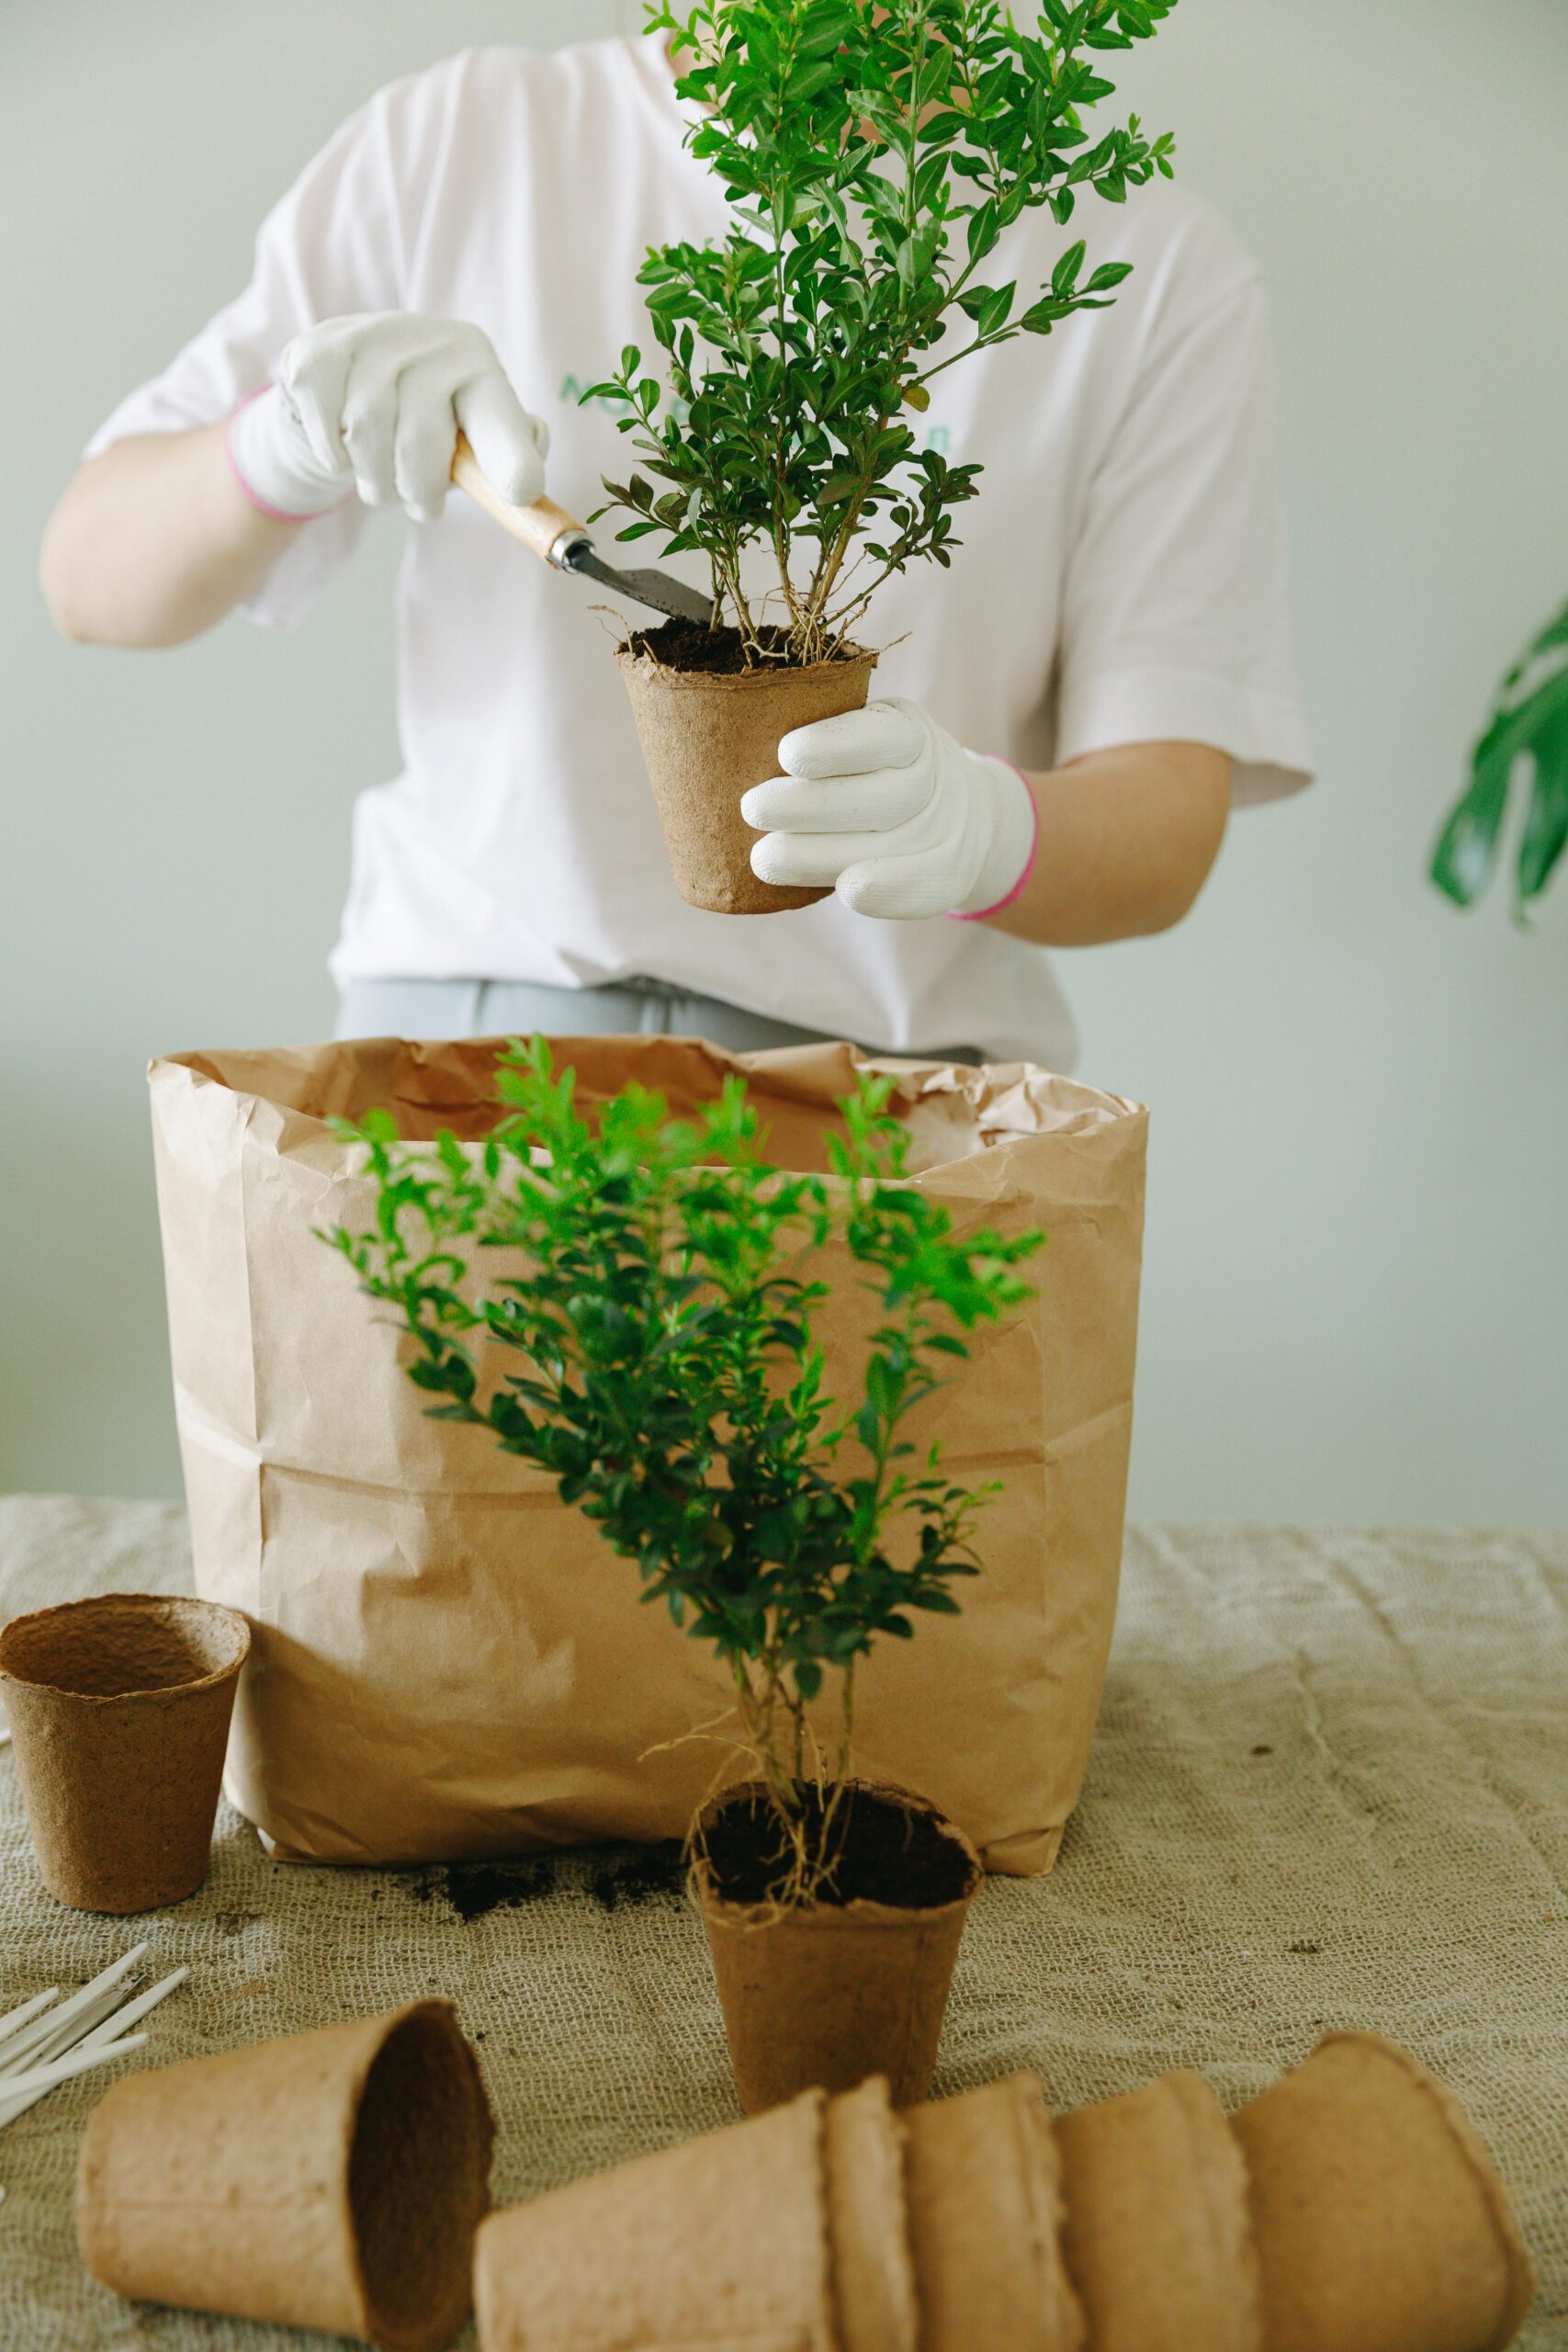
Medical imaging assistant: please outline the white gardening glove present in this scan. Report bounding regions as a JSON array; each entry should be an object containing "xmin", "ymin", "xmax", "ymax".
[
  {"xmin": 226, "ymin": 313, "xmax": 549, "ymax": 526},
  {"xmin": 743, "ymin": 696, "xmax": 1037, "ymax": 921}
]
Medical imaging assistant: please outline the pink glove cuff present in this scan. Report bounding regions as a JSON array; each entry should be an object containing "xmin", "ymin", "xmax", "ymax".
[
  {"xmin": 948, "ymin": 759, "xmax": 1039, "ymax": 921},
  {"xmin": 225, "ymin": 387, "xmax": 351, "ymax": 526}
]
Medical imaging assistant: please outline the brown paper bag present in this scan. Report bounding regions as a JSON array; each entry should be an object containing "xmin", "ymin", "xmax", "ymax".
[{"xmin": 148, "ymin": 1034, "xmax": 1146, "ymax": 1871}]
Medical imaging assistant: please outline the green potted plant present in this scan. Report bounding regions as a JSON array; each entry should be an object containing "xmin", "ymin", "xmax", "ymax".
[
  {"xmin": 323, "ymin": 1038, "xmax": 1043, "ymax": 2109},
  {"xmin": 589, "ymin": 0, "xmax": 1179, "ymax": 911},
  {"xmin": 1431, "ymin": 595, "xmax": 1568, "ymax": 919}
]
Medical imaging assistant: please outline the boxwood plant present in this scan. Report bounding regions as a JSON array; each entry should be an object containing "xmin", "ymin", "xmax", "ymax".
[
  {"xmin": 323, "ymin": 1039, "xmax": 1043, "ymax": 1902},
  {"xmin": 587, "ymin": 0, "xmax": 1179, "ymax": 662}
]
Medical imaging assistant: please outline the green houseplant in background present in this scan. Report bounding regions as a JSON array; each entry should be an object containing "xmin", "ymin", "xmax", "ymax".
[
  {"xmin": 1431, "ymin": 597, "xmax": 1568, "ymax": 918},
  {"xmin": 325, "ymin": 1038, "xmax": 1043, "ymax": 2109},
  {"xmin": 594, "ymin": 0, "xmax": 1180, "ymax": 912}
]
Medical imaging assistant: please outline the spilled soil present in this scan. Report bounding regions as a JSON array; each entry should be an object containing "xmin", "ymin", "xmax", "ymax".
[
  {"xmin": 403, "ymin": 1842, "xmax": 687, "ymax": 1926},
  {"xmin": 586, "ymin": 1845, "xmax": 688, "ymax": 1912}
]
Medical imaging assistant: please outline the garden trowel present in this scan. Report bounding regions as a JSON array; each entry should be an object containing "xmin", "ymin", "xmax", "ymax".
[{"xmin": 452, "ymin": 435, "xmax": 714, "ymax": 627}]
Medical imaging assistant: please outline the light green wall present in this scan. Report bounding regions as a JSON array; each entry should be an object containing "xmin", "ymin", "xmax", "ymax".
[{"xmin": 2, "ymin": 1, "xmax": 1564, "ymax": 1521}]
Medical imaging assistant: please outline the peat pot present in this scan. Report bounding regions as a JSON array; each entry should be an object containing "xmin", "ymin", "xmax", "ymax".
[
  {"xmin": 474, "ymin": 2087, "xmax": 830, "ymax": 2352},
  {"xmin": 78, "ymin": 2000, "xmax": 493, "ymax": 2352},
  {"xmin": 1231, "ymin": 2031, "xmax": 1536, "ymax": 2352},
  {"xmin": 615, "ymin": 632, "xmax": 878, "ymax": 913},
  {"xmin": 1055, "ymin": 2069, "xmax": 1264, "ymax": 2352},
  {"xmin": 0, "ymin": 1591, "xmax": 249, "ymax": 1912},
  {"xmin": 693, "ymin": 1777, "xmax": 982, "ymax": 2114},
  {"xmin": 903, "ymin": 2073, "xmax": 1082, "ymax": 2352}
]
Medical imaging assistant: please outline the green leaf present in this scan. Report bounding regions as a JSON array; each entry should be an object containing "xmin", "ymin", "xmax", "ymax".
[
  {"xmin": 967, "ymin": 200, "xmax": 999, "ymax": 262},
  {"xmin": 1432, "ymin": 602, "xmax": 1568, "ymax": 910},
  {"xmin": 1052, "ymin": 240, "xmax": 1087, "ymax": 293},
  {"xmin": 977, "ymin": 280, "xmax": 1017, "ymax": 337},
  {"xmin": 1429, "ymin": 757, "xmax": 1511, "ymax": 909},
  {"xmin": 1516, "ymin": 711, "xmax": 1568, "ymax": 907}
]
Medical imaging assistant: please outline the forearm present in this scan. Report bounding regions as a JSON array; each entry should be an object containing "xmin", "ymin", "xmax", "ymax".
[
  {"xmin": 986, "ymin": 741, "xmax": 1232, "ymax": 947},
  {"xmin": 39, "ymin": 424, "xmax": 299, "ymax": 649}
]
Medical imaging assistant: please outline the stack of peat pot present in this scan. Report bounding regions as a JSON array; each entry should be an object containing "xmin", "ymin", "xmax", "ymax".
[{"xmin": 474, "ymin": 2035, "xmax": 1537, "ymax": 2352}]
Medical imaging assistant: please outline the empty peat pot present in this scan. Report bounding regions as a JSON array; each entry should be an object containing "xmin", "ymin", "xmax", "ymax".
[
  {"xmin": 615, "ymin": 627, "xmax": 878, "ymax": 913},
  {"xmin": 1230, "ymin": 2030, "xmax": 1536, "ymax": 2352},
  {"xmin": 903, "ymin": 2071, "xmax": 1081, "ymax": 2352},
  {"xmin": 693, "ymin": 1777, "xmax": 982, "ymax": 2113},
  {"xmin": 0, "ymin": 1590, "xmax": 249, "ymax": 1912},
  {"xmin": 1055, "ymin": 2068, "xmax": 1263, "ymax": 2352},
  {"xmin": 77, "ymin": 1999, "xmax": 493, "ymax": 2352},
  {"xmin": 826, "ymin": 2075, "xmax": 919, "ymax": 2352},
  {"xmin": 475, "ymin": 2085, "xmax": 830, "ymax": 2352}
]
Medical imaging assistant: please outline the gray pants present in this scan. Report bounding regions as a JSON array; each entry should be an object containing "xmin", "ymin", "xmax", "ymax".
[{"xmin": 335, "ymin": 975, "xmax": 979, "ymax": 1062}]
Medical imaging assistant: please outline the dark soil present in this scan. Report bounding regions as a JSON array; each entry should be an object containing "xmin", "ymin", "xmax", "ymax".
[
  {"xmin": 587, "ymin": 1843, "xmax": 687, "ymax": 1912},
  {"xmin": 410, "ymin": 1858, "xmax": 555, "ymax": 1922},
  {"xmin": 622, "ymin": 616, "xmax": 861, "ymax": 675},
  {"xmin": 703, "ymin": 1785, "xmax": 975, "ymax": 1911},
  {"xmin": 401, "ymin": 1842, "xmax": 687, "ymax": 1925}
]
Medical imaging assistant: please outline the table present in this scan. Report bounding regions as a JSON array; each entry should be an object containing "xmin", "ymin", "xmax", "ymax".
[{"xmin": 3, "ymin": 1495, "xmax": 1565, "ymax": 2349}]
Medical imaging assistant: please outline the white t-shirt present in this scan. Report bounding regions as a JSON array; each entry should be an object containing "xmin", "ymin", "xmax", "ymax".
[{"xmin": 89, "ymin": 36, "xmax": 1312, "ymax": 1067}]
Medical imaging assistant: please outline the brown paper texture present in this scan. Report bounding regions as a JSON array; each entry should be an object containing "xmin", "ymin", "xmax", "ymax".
[
  {"xmin": 903, "ymin": 2072, "xmax": 1083, "ymax": 2352},
  {"xmin": 616, "ymin": 647, "xmax": 877, "ymax": 913},
  {"xmin": 472, "ymin": 2086, "xmax": 836, "ymax": 2352},
  {"xmin": 75, "ymin": 1999, "xmax": 493, "ymax": 2352},
  {"xmin": 149, "ymin": 1033, "xmax": 1146, "ymax": 1871},
  {"xmin": 1232, "ymin": 2031, "xmax": 1537, "ymax": 2352},
  {"xmin": 1055, "ymin": 2069, "xmax": 1263, "ymax": 2352}
]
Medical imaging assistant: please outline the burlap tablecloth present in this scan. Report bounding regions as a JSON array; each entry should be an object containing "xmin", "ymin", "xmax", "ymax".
[{"xmin": 2, "ymin": 1496, "xmax": 1565, "ymax": 2350}]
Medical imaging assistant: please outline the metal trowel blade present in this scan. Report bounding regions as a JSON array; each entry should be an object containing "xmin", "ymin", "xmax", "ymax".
[{"xmin": 563, "ymin": 545, "xmax": 716, "ymax": 628}]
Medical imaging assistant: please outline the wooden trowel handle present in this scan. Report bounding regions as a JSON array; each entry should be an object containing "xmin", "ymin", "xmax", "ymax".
[{"xmin": 451, "ymin": 433, "xmax": 591, "ymax": 567}]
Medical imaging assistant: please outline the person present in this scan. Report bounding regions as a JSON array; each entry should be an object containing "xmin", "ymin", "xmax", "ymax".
[{"xmin": 40, "ymin": 29, "xmax": 1312, "ymax": 1069}]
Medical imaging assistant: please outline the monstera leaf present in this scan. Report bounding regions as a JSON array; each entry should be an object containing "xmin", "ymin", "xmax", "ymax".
[{"xmin": 1432, "ymin": 597, "xmax": 1568, "ymax": 915}]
